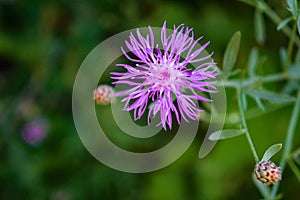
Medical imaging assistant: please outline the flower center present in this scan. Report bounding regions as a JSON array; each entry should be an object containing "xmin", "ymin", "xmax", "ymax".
[
  {"xmin": 150, "ymin": 65, "xmax": 182, "ymax": 91},
  {"xmin": 159, "ymin": 71, "xmax": 171, "ymax": 81}
]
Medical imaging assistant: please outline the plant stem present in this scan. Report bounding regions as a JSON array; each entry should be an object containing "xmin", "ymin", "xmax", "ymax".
[
  {"xmin": 240, "ymin": 0, "xmax": 300, "ymax": 47},
  {"xmin": 224, "ymin": 73, "xmax": 287, "ymax": 88},
  {"xmin": 261, "ymin": 73, "xmax": 287, "ymax": 83},
  {"xmin": 271, "ymin": 90, "xmax": 300, "ymax": 198},
  {"xmin": 237, "ymin": 87, "xmax": 260, "ymax": 163},
  {"xmin": 287, "ymin": 155, "xmax": 300, "ymax": 183},
  {"xmin": 262, "ymin": 2, "xmax": 300, "ymax": 47},
  {"xmin": 285, "ymin": 20, "xmax": 298, "ymax": 72}
]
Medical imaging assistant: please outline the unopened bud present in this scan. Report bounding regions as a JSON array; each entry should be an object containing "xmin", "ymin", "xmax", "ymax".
[
  {"xmin": 94, "ymin": 85, "xmax": 114, "ymax": 105},
  {"xmin": 254, "ymin": 160, "xmax": 281, "ymax": 185}
]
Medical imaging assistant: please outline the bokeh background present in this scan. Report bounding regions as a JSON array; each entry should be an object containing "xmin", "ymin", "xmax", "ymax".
[{"xmin": 1, "ymin": 0, "xmax": 299, "ymax": 199}]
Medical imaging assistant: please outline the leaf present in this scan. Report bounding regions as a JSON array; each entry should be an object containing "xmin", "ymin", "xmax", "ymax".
[
  {"xmin": 227, "ymin": 69, "xmax": 241, "ymax": 77},
  {"xmin": 247, "ymin": 47, "xmax": 259, "ymax": 76},
  {"xmin": 279, "ymin": 47, "xmax": 287, "ymax": 67},
  {"xmin": 282, "ymin": 80, "xmax": 299, "ymax": 94},
  {"xmin": 254, "ymin": 9, "xmax": 266, "ymax": 44},
  {"xmin": 287, "ymin": 0, "xmax": 295, "ymax": 11},
  {"xmin": 209, "ymin": 129, "xmax": 245, "ymax": 141},
  {"xmin": 254, "ymin": 96, "xmax": 265, "ymax": 111},
  {"xmin": 223, "ymin": 31, "xmax": 241, "ymax": 77},
  {"xmin": 287, "ymin": 0, "xmax": 298, "ymax": 16},
  {"xmin": 241, "ymin": 92, "xmax": 248, "ymax": 110},
  {"xmin": 261, "ymin": 143, "xmax": 282, "ymax": 161},
  {"xmin": 277, "ymin": 16, "xmax": 293, "ymax": 31},
  {"xmin": 298, "ymin": 15, "xmax": 300, "ymax": 36},
  {"xmin": 246, "ymin": 89, "xmax": 295, "ymax": 103},
  {"xmin": 293, "ymin": 148, "xmax": 300, "ymax": 165},
  {"xmin": 288, "ymin": 64, "xmax": 300, "ymax": 79}
]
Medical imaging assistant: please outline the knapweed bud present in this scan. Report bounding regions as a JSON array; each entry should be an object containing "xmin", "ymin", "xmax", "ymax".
[
  {"xmin": 254, "ymin": 160, "xmax": 281, "ymax": 185},
  {"xmin": 93, "ymin": 85, "xmax": 114, "ymax": 105}
]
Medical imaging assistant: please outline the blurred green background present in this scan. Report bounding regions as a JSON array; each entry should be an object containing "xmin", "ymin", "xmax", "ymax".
[{"xmin": 1, "ymin": 0, "xmax": 300, "ymax": 199}]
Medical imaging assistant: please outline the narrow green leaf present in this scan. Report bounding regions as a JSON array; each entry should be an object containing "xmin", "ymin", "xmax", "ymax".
[
  {"xmin": 227, "ymin": 69, "xmax": 241, "ymax": 77},
  {"xmin": 209, "ymin": 129, "xmax": 245, "ymax": 141},
  {"xmin": 293, "ymin": 148, "xmax": 300, "ymax": 165},
  {"xmin": 287, "ymin": 0, "xmax": 298, "ymax": 16},
  {"xmin": 223, "ymin": 31, "xmax": 241, "ymax": 77},
  {"xmin": 254, "ymin": 96, "xmax": 265, "ymax": 111},
  {"xmin": 241, "ymin": 92, "xmax": 248, "ymax": 110},
  {"xmin": 246, "ymin": 89, "xmax": 295, "ymax": 103},
  {"xmin": 277, "ymin": 16, "xmax": 293, "ymax": 31},
  {"xmin": 262, "ymin": 143, "xmax": 282, "ymax": 161},
  {"xmin": 298, "ymin": 15, "xmax": 300, "ymax": 36},
  {"xmin": 287, "ymin": 0, "xmax": 294, "ymax": 10},
  {"xmin": 254, "ymin": 9, "xmax": 266, "ymax": 44},
  {"xmin": 288, "ymin": 64, "xmax": 300, "ymax": 79},
  {"xmin": 282, "ymin": 80, "xmax": 298, "ymax": 94},
  {"xmin": 247, "ymin": 47, "xmax": 259, "ymax": 76},
  {"xmin": 279, "ymin": 47, "xmax": 287, "ymax": 67}
]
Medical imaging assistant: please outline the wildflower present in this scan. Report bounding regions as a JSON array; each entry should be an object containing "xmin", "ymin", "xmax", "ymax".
[
  {"xmin": 94, "ymin": 85, "xmax": 114, "ymax": 105},
  {"xmin": 254, "ymin": 160, "xmax": 281, "ymax": 185},
  {"xmin": 111, "ymin": 21, "xmax": 218, "ymax": 130},
  {"xmin": 21, "ymin": 118, "xmax": 49, "ymax": 146}
]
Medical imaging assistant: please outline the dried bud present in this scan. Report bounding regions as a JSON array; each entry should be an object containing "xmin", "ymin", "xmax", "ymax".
[
  {"xmin": 94, "ymin": 85, "xmax": 114, "ymax": 105},
  {"xmin": 254, "ymin": 160, "xmax": 281, "ymax": 185}
]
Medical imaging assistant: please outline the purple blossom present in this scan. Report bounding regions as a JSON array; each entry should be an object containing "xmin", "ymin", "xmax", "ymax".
[
  {"xmin": 111, "ymin": 21, "xmax": 218, "ymax": 130},
  {"xmin": 21, "ymin": 118, "xmax": 49, "ymax": 146}
]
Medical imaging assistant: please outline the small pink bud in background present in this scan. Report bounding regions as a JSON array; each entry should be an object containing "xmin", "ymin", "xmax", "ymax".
[{"xmin": 93, "ymin": 85, "xmax": 114, "ymax": 105}]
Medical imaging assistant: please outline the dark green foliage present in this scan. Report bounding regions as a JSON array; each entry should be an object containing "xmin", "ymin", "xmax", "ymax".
[{"xmin": 1, "ymin": 0, "xmax": 300, "ymax": 199}]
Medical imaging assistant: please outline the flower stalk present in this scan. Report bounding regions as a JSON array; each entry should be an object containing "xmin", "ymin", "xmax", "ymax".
[
  {"xmin": 237, "ymin": 87, "xmax": 260, "ymax": 163},
  {"xmin": 271, "ymin": 90, "xmax": 300, "ymax": 197}
]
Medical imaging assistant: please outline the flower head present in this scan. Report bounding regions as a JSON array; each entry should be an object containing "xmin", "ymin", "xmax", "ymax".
[
  {"xmin": 254, "ymin": 160, "xmax": 281, "ymax": 185},
  {"xmin": 21, "ymin": 118, "xmax": 49, "ymax": 146},
  {"xmin": 111, "ymin": 21, "xmax": 218, "ymax": 130}
]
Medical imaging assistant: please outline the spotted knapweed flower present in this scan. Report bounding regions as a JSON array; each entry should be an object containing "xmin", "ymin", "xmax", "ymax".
[
  {"xmin": 254, "ymin": 160, "xmax": 281, "ymax": 185},
  {"xmin": 111, "ymin": 21, "xmax": 218, "ymax": 130}
]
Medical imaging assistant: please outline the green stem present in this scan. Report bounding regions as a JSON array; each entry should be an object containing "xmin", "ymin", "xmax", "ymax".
[
  {"xmin": 261, "ymin": 73, "xmax": 287, "ymax": 83},
  {"xmin": 262, "ymin": 2, "xmax": 300, "ymax": 47},
  {"xmin": 271, "ymin": 90, "xmax": 300, "ymax": 198},
  {"xmin": 240, "ymin": 0, "xmax": 300, "ymax": 47},
  {"xmin": 237, "ymin": 87, "xmax": 260, "ymax": 163},
  {"xmin": 285, "ymin": 20, "xmax": 298, "ymax": 72},
  {"xmin": 224, "ymin": 73, "xmax": 287, "ymax": 88},
  {"xmin": 287, "ymin": 155, "xmax": 300, "ymax": 183}
]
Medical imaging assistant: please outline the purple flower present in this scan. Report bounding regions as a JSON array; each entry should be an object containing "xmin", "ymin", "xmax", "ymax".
[
  {"xmin": 21, "ymin": 118, "xmax": 49, "ymax": 146},
  {"xmin": 111, "ymin": 21, "xmax": 218, "ymax": 130}
]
